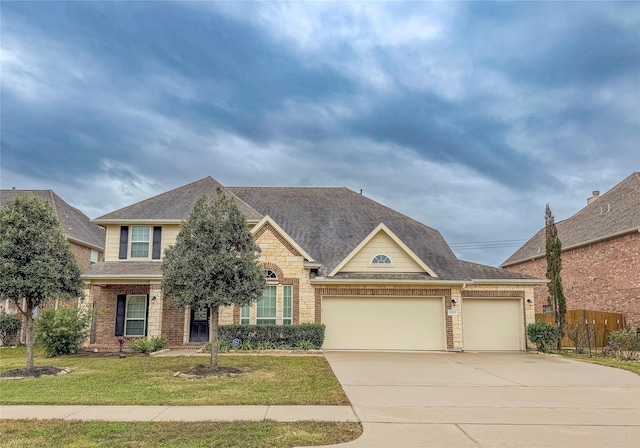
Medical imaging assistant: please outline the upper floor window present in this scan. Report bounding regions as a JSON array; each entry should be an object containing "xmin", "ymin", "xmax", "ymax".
[
  {"xmin": 90, "ymin": 250, "xmax": 99, "ymax": 264},
  {"xmin": 118, "ymin": 225, "xmax": 162, "ymax": 260},
  {"xmin": 371, "ymin": 254, "xmax": 392, "ymax": 264},
  {"xmin": 264, "ymin": 269, "xmax": 278, "ymax": 280},
  {"xmin": 131, "ymin": 226, "xmax": 150, "ymax": 258}
]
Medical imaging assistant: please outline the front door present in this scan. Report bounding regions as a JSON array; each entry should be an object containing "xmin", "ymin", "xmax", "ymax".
[{"xmin": 189, "ymin": 308, "xmax": 210, "ymax": 343}]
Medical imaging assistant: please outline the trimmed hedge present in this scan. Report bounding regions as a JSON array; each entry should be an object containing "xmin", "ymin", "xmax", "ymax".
[{"xmin": 218, "ymin": 324, "xmax": 325, "ymax": 350}]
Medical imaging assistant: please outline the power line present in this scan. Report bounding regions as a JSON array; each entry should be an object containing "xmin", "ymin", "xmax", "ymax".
[{"xmin": 449, "ymin": 239, "xmax": 528, "ymax": 250}]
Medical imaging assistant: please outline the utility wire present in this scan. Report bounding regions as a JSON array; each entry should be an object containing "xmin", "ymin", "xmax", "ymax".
[{"xmin": 449, "ymin": 239, "xmax": 528, "ymax": 250}]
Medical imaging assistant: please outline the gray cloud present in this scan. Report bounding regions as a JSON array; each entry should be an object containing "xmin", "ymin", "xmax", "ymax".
[{"xmin": 1, "ymin": 1, "xmax": 638, "ymax": 266}]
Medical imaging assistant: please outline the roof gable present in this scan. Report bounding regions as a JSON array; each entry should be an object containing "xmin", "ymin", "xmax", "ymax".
[
  {"xmin": 252, "ymin": 215, "xmax": 315, "ymax": 262},
  {"xmin": 94, "ymin": 177, "xmax": 262, "ymax": 222},
  {"xmin": 230, "ymin": 186, "xmax": 468, "ymax": 279},
  {"xmin": 503, "ymin": 172, "xmax": 640, "ymax": 266},
  {"xmin": 0, "ymin": 190, "xmax": 105, "ymax": 250},
  {"xmin": 330, "ymin": 223, "xmax": 437, "ymax": 277}
]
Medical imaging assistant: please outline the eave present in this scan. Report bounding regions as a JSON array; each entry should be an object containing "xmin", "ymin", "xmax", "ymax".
[
  {"xmin": 92, "ymin": 218, "xmax": 261, "ymax": 226},
  {"xmin": 502, "ymin": 228, "xmax": 640, "ymax": 268}
]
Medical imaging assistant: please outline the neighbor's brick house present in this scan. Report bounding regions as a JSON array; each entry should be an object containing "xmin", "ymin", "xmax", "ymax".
[
  {"xmin": 0, "ymin": 190, "xmax": 105, "ymax": 343},
  {"xmin": 83, "ymin": 176, "xmax": 545, "ymax": 351},
  {"xmin": 502, "ymin": 172, "xmax": 640, "ymax": 327}
]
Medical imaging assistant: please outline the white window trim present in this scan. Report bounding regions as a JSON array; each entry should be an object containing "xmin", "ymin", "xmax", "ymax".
[
  {"xmin": 241, "ymin": 284, "xmax": 293, "ymax": 325},
  {"xmin": 369, "ymin": 254, "xmax": 393, "ymax": 267},
  {"xmin": 283, "ymin": 285, "xmax": 292, "ymax": 325},
  {"xmin": 130, "ymin": 226, "xmax": 151, "ymax": 259},
  {"xmin": 125, "ymin": 294, "xmax": 147, "ymax": 337},
  {"xmin": 256, "ymin": 285, "xmax": 277, "ymax": 325}
]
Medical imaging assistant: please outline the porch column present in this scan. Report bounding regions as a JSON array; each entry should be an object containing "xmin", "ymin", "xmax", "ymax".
[{"xmin": 148, "ymin": 283, "xmax": 163, "ymax": 338}]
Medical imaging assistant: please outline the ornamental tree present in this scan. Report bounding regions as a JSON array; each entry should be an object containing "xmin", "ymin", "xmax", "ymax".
[
  {"xmin": 162, "ymin": 191, "xmax": 265, "ymax": 370},
  {"xmin": 545, "ymin": 204, "xmax": 566, "ymax": 351},
  {"xmin": 0, "ymin": 195, "xmax": 83, "ymax": 369}
]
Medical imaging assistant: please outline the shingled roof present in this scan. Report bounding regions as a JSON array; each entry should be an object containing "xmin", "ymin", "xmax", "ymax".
[
  {"xmin": 0, "ymin": 190, "xmax": 105, "ymax": 250},
  {"xmin": 502, "ymin": 172, "xmax": 640, "ymax": 267},
  {"xmin": 94, "ymin": 177, "xmax": 263, "ymax": 222},
  {"xmin": 229, "ymin": 186, "xmax": 469, "ymax": 279},
  {"xmin": 460, "ymin": 260, "xmax": 539, "ymax": 280}
]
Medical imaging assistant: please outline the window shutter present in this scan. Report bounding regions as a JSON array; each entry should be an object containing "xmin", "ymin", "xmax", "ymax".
[
  {"xmin": 118, "ymin": 226, "xmax": 129, "ymax": 259},
  {"xmin": 144, "ymin": 295, "xmax": 150, "ymax": 336},
  {"xmin": 115, "ymin": 295, "xmax": 126, "ymax": 336},
  {"xmin": 152, "ymin": 226, "xmax": 162, "ymax": 259}
]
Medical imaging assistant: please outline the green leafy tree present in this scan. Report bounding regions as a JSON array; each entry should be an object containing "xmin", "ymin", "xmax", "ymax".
[
  {"xmin": 545, "ymin": 204, "xmax": 566, "ymax": 350},
  {"xmin": 0, "ymin": 195, "xmax": 83, "ymax": 369},
  {"xmin": 162, "ymin": 191, "xmax": 265, "ymax": 370}
]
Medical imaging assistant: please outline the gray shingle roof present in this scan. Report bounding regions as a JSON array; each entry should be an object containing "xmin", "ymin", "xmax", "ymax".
[
  {"xmin": 229, "ymin": 186, "xmax": 469, "ymax": 280},
  {"xmin": 0, "ymin": 190, "xmax": 105, "ymax": 250},
  {"xmin": 460, "ymin": 260, "xmax": 540, "ymax": 280},
  {"xmin": 95, "ymin": 177, "xmax": 263, "ymax": 222},
  {"xmin": 84, "ymin": 261, "xmax": 162, "ymax": 277},
  {"xmin": 502, "ymin": 172, "xmax": 640, "ymax": 267}
]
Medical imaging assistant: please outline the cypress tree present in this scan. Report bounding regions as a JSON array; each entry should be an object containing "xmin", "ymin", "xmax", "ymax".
[{"xmin": 545, "ymin": 204, "xmax": 566, "ymax": 350}]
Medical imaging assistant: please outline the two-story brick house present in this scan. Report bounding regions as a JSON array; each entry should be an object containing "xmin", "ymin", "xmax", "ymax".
[
  {"xmin": 0, "ymin": 189, "xmax": 105, "ymax": 343},
  {"xmin": 502, "ymin": 172, "xmax": 640, "ymax": 327},
  {"xmin": 84, "ymin": 176, "xmax": 545, "ymax": 351}
]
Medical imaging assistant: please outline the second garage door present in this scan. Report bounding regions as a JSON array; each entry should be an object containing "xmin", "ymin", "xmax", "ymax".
[
  {"xmin": 322, "ymin": 296, "xmax": 445, "ymax": 350},
  {"xmin": 462, "ymin": 298, "xmax": 523, "ymax": 351}
]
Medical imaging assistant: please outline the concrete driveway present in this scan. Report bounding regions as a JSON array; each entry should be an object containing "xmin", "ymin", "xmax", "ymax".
[{"xmin": 322, "ymin": 351, "xmax": 640, "ymax": 447}]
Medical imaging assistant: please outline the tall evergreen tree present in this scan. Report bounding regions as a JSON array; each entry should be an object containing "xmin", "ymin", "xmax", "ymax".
[
  {"xmin": 0, "ymin": 195, "xmax": 83, "ymax": 369},
  {"xmin": 545, "ymin": 204, "xmax": 566, "ymax": 350},
  {"xmin": 162, "ymin": 191, "xmax": 265, "ymax": 370}
]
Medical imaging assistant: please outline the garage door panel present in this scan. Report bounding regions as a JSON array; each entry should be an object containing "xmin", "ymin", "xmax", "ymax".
[
  {"xmin": 322, "ymin": 296, "xmax": 444, "ymax": 350},
  {"xmin": 463, "ymin": 299, "xmax": 522, "ymax": 351}
]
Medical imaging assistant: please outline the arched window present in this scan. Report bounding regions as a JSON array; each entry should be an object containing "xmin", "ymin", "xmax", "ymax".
[
  {"xmin": 371, "ymin": 254, "xmax": 392, "ymax": 264},
  {"xmin": 264, "ymin": 269, "xmax": 278, "ymax": 280}
]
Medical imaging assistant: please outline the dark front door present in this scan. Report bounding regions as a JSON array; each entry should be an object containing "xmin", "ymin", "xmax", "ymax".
[{"xmin": 189, "ymin": 308, "xmax": 210, "ymax": 343}]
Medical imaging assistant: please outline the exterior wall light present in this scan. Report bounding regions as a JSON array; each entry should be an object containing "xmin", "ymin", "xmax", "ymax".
[{"xmin": 451, "ymin": 299, "xmax": 457, "ymax": 307}]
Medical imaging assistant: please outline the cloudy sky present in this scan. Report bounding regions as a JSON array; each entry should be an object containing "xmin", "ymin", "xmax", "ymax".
[{"xmin": 2, "ymin": 1, "xmax": 639, "ymax": 267}]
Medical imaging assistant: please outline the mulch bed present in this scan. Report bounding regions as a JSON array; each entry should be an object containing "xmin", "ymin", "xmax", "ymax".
[
  {"xmin": 174, "ymin": 364, "xmax": 244, "ymax": 379},
  {"xmin": 0, "ymin": 366, "xmax": 69, "ymax": 379}
]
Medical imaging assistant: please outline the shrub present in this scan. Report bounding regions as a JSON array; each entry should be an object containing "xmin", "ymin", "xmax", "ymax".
[
  {"xmin": 218, "ymin": 324, "xmax": 325, "ymax": 350},
  {"xmin": 607, "ymin": 329, "xmax": 640, "ymax": 360},
  {"xmin": 294, "ymin": 340, "xmax": 316, "ymax": 350},
  {"xmin": 527, "ymin": 322, "xmax": 560, "ymax": 353},
  {"xmin": 130, "ymin": 337, "xmax": 168, "ymax": 354},
  {"xmin": 0, "ymin": 313, "xmax": 21, "ymax": 346},
  {"xmin": 564, "ymin": 322, "xmax": 597, "ymax": 354},
  {"xmin": 35, "ymin": 306, "xmax": 93, "ymax": 357}
]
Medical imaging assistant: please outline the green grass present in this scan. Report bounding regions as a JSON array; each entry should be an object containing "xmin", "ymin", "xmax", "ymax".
[
  {"xmin": 560, "ymin": 351, "xmax": 640, "ymax": 375},
  {"xmin": 0, "ymin": 347, "xmax": 349, "ymax": 405},
  {"xmin": 0, "ymin": 420, "xmax": 363, "ymax": 447}
]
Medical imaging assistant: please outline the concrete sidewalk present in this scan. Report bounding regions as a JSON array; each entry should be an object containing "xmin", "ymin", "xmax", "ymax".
[{"xmin": 0, "ymin": 405, "xmax": 359, "ymax": 422}]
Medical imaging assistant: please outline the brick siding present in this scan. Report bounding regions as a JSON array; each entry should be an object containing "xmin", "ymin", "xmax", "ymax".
[
  {"xmin": 505, "ymin": 232, "xmax": 640, "ymax": 327},
  {"xmin": 92, "ymin": 284, "xmax": 150, "ymax": 348}
]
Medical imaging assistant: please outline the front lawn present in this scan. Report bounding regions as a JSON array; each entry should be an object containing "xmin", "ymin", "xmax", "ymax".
[
  {"xmin": 560, "ymin": 351, "xmax": 640, "ymax": 375},
  {"xmin": 0, "ymin": 420, "xmax": 363, "ymax": 448},
  {"xmin": 0, "ymin": 347, "xmax": 349, "ymax": 405}
]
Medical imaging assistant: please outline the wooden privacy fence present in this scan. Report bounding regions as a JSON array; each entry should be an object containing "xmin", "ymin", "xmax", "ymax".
[{"xmin": 536, "ymin": 309, "xmax": 625, "ymax": 348}]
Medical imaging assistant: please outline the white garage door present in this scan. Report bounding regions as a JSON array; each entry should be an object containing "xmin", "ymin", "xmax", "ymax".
[
  {"xmin": 322, "ymin": 296, "xmax": 445, "ymax": 350},
  {"xmin": 463, "ymin": 299, "xmax": 523, "ymax": 351}
]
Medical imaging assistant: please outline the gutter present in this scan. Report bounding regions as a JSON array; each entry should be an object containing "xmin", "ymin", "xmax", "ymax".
[
  {"xmin": 501, "ymin": 228, "xmax": 640, "ymax": 268},
  {"xmin": 311, "ymin": 277, "xmax": 546, "ymax": 286},
  {"xmin": 92, "ymin": 218, "xmax": 261, "ymax": 225}
]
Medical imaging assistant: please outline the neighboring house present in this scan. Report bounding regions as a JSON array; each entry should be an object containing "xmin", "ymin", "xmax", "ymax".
[
  {"xmin": 502, "ymin": 172, "xmax": 640, "ymax": 327},
  {"xmin": 83, "ymin": 176, "xmax": 545, "ymax": 351},
  {"xmin": 0, "ymin": 189, "xmax": 105, "ymax": 343}
]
